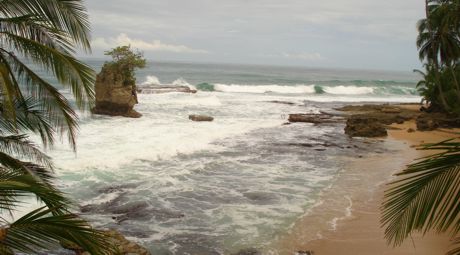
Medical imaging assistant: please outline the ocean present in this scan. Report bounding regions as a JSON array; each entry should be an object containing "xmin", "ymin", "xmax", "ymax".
[{"xmin": 41, "ymin": 60, "xmax": 420, "ymax": 254}]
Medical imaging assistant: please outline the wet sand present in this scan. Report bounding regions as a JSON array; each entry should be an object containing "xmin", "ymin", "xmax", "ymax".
[{"xmin": 273, "ymin": 120, "xmax": 458, "ymax": 255}]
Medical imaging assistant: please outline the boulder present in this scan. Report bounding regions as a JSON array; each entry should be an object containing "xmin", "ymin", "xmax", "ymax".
[
  {"xmin": 92, "ymin": 66, "xmax": 142, "ymax": 118},
  {"xmin": 344, "ymin": 116, "xmax": 388, "ymax": 137},
  {"xmin": 189, "ymin": 115, "xmax": 214, "ymax": 122},
  {"xmin": 416, "ymin": 115, "xmax": 438, "ymax": 131}
]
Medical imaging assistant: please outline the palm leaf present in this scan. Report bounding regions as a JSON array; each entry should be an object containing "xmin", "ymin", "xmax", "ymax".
[
  {"xmin": 0, "ymin": 0, "xmax": 91, "ymax": 51},
  {"xmin": 2, "ymin": 206, "xmax": 114, "ymax": 254},
  {"xmin": 0, "ymin": 51, "xmax": 79, "ymax": 149},
  {"xmin": 0, "ymin": 32, "xmax": 95, "ymax": 110},
  {"xmin": 0, "ymin": 134, "xmax": 53, "ymax": 169},
  {"xmin": 382, "ymin": 139, "xmax": 460, "ymax": 246},
  {"xmin": 0, "ymin": 169, "xmax": 69, "ymax": 214}
]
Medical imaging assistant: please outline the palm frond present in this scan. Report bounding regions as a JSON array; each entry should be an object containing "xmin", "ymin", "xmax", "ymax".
[
  {"xmin": 0, "ymin": 14, "xmax": 74, "ymax": 54},
  {"xmin": 382, "ymin": 139, "xmax": 460, "ymax": 246},
  {"xmin": 0, "ymin": 134, "xmax": 53, "ymax": 169},
  {"xmin": 0, "ymin": 169, "xmax": 69, "ymax": 214},
  {"xmin": 0, "ymin": 51, "xmax": 79, "ymax": 149},
  {"xmin": 0, "ymin": 151, "xmax": 54, "ymax": 187},
  {"xmin": 447, "ymin": 236, "xmax": 460, "ymax": 255},
  {"xmin": 0, "ymin": 0, "xmax": 92, "ymax": 51},
  {"xmin": 0, "ymin": 32, "xmax": 95, "ymax": 110},
  {"xmin": 3, "ymin": 206, "xmax": 114, "ymax": 254}
]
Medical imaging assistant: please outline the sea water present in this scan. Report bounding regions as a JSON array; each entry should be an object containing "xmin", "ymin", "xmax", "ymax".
[{"xmin": 40, "ymin": 61, "xmax": 420, "ymax": 254}]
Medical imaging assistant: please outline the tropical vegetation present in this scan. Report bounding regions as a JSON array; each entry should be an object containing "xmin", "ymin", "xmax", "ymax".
[
  {"xmin": 415, "ymin": 0, "xmax": 460, "ymax": 114},
  {"xmin": 382, "ymin": 1, "xmax": 460, "ymax": 254},
  {"xmin": 0, "ymin": 0, "xmax": 112, "ymax": 253},
  {"xmin": 103, "ymin": 45, "xmax": 146, "ymax": 87}
]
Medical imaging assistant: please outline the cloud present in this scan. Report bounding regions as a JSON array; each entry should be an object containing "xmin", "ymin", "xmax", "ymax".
[
  {"xmin": 282, "ymin": 52, "xmax": 324, "ymax": 61},
  {"xmin": 91, "ymin": 33, "xmax": 209, "ymax": 54}
]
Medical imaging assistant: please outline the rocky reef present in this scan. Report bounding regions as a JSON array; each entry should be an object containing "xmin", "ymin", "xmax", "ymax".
[
  {"xmin": 92, "ymin": 66, "xmax": 142, "ymax": 118},
  {"xmin": 137, "ymin": 85, "xmax": 197, "ymax": 94},
  {"xmin": 62, "ymin": 229, "xmax": 151, "ymax": 255},
  {"xmin": 288, "ymin": 103, "xmax": 460, "ymax": 138}
]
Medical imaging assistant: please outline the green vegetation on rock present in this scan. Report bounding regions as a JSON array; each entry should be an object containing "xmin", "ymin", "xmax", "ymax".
[{"xmin": 103, "ymin": 45, "xmax": 147, "ymax": 87}]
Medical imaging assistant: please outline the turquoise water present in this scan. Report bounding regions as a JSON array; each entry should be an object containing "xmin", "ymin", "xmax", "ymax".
[
  {"xmin": 37, "ymin": 60, "xmax": 421, "ymax": 254},
  {"xmin": 86, "ymin": 59, "xmax": 420, "ymax": 100}
]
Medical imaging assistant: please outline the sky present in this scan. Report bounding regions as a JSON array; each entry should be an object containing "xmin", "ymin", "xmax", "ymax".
[{"xmin": 84, "ymin": 0, "xmax": 425, "ymax": 71}]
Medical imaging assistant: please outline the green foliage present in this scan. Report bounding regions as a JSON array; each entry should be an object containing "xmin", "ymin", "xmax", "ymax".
[
  {"xmin": 103, "ymin": 45, "xmax": 146, "ymax": 86},
  {"xmin": 0, "ymin": 0, "xmax": 114, "ymax": 254},
  {"xmin": 382, "ymin": 2, "xmax": 460, "ymax": 254},
  {"xmin": 415, "ymin": 64, "xmax": 460, "ymax": 113},
  {"xmin": 382, "ymin": 139, "xmax": 460, "ymax": 254},
  {"xmin": 416, "ymin": 0, "xmax": 460, "ymax": 113}
]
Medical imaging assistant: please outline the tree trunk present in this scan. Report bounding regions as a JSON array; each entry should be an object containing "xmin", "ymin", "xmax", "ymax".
[
  {"xmin": 425, "ymin": 0, "xmax": 451, "ymax": 111},
  {"xmin": 433, "ymin": 58, "xmax": 451, "ymax": 111},
  {"xmin": 449, "ymin": 63, "xmax": 460, "ymax": 98}
]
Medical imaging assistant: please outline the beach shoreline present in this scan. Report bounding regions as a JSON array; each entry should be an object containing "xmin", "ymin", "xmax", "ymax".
[{"xmin": 270, "ymin": 107, "xmax": 458, "ymax": 255}]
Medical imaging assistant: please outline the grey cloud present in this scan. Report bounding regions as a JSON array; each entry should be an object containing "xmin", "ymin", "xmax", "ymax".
[{"xmin": 84, "ymin": 0, "xmax": 424, "ymax": 70}]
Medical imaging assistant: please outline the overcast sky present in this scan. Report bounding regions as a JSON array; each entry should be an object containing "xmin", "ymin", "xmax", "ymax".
[{"xmin": 84, "ymin": 0, "xmax": 425, "ymax": 71}]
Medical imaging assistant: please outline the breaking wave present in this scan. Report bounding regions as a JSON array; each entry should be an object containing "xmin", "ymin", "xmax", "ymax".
[{"xmin": 196, "ymin": 83, "xmax": 418, "ymax": 96}]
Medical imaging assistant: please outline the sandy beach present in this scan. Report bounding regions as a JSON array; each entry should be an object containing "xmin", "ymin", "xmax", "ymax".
[{"xmin": 272, "ymin": 116, "xmax": 459, "ymax": 255}]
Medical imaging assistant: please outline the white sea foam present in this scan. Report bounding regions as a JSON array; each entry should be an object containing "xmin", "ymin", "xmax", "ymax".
[
  {"xmin": 329, "ymin": 195, "xmax": 353, "ymax": 231},
  {"xmin": 213, "ymin": 84, "xmax": 316, "ymax": 94},
  {"xmin": 142, "ymin": 75, "xmax": 161, "ymax": 85},
  {"xmin": 49, "ymin": 93, "xmax": 303, "ymax": 171},
  {"xmin": 172, "ymin": 77, "xmax": 196, "ymax": 90}
]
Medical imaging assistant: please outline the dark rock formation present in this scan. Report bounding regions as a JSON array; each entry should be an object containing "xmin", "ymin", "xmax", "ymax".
[
  {"xmin": 416, "ymin": 115, "xmax": 439, "ymax": 131},
  {"xmin": 416, "ymin": 113, "xmax": 460, "ymax": 131},
  {"xmin": 62, "ymin": 229, "xmax": 151, "ymax": 255},
  {"xmin": 189, "ymin": 115, "xmax": 214, "ymax": 122},
  {"xmin": 288, "ymin": 113, "xmax": 343, "ymax": 124},
  {"xmin": 344, "ymin": 116, "xmax": 388, "ymax": 137},
  {"xmin": 266, "ymin": 100, "xmax": 296, "ymax": 105},
  {"xmin": 381, "ymin": 107, "xmax": 402, "ymax": 114},
  {"xmin": 137, "ymin": 85, "xmax": 197, "ymax": 94},
  {"xmin": 92, "ymin": 67, "xmax": 142, "ymax": 118}
]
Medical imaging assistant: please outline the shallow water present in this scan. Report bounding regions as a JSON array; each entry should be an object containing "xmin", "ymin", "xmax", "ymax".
[{"xmin": 34, "ymin": 62, "xmax": 423, "ymax": 254}]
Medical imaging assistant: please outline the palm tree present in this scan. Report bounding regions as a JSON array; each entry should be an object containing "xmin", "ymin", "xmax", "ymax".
[
  {"xmin": 382, "ymin": 139, "xmax": 460, "ymax": 254},
  {"xmin": 417, "ymin": 0, "xmax": 460, "ymax": 110},
  {"xmin": 0, "ymin": 0, "xmax": 113, "ymax": 253}
]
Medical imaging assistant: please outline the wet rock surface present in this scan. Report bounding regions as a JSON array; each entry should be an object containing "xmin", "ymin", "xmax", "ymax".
[
  {"xmin": 137, "ymin": 85, "xmax": 197, "ymax": 94},
  {"xmin": 344, "ymin": 116, "xmax": 388, "ymax": 137},
  {"xmin": 288, "ymin": 113, "xmax": 344, "ymax": 124},
  {"xmin": 61, "ymin": 229, "xmax": 151, "ymax": 255},
  {"xmin": 336, "ymin": 104, "xmax": 419, "ymax": 137},
  {"xmin": 416, "ymin": 113, "xmax": 460, "ymax": 131},
  {"xmin": 189, "ymin": 114, "xmax": 214, "ymax": 122},
  {"xmin": 93, "ymin": 66, "xmax": 142, "ymax": 118}
]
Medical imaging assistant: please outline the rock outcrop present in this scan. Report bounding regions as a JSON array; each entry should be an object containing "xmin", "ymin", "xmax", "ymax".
[
  {"xmin": 344, "ymin": 116, "xmax": 388, "ymax": 137},
  {"xmin": 62, "ymin": 229, "xmax": 151, "ymax": 255},
  {"xmin": 92, "ymin": 67, "xmax": 142, "ymax": 118},
  {"xmin": 189, "ymin": 115, "xmax": 214, "ymax": 122},
  {"xmin": 288, "ymin": 113, "xmax": 343, "ymax": 124}
]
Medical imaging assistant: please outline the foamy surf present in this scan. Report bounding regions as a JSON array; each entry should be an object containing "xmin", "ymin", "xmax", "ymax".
[{"xmin": 46, "ymin": 60, "xmax": 423, "ymax": 254}]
